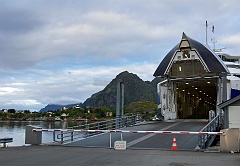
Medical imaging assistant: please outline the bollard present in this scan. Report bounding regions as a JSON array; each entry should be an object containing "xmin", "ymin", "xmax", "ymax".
[
  {"xmin": 220, "ymin": 128, "xmax": 239, "ymax": 152},
  {"xmin": 25, "ymin": 125, "xmax": 42, "ymax": 145}
]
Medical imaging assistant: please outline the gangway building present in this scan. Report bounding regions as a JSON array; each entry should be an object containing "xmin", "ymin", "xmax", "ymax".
[{"xmin": 153, "ymin": 32, "xmax": 240, "ymax": 121}]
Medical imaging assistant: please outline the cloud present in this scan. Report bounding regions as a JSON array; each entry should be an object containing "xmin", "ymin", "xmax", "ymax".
[
  {"xmin": 0, "ymin": 87, "xmax": 23, "ymax": 95},
  {"xmin": 0, "ymin": 0, "xmax": 239, "ymax": 111},
  {"xmin": 0, "ymin": 6, "xmax": 176, "ymax": 69},
  {"xmin": 221, "ymin": 34, "xmax": 240, "ymax": 46},
  {"xmin": 0, "ymin": 62, "xmax": 157, "ymax": 111},
  {"xmin": 0, "ymin": 8, "xmax": 44, "ymax": 35},
  {"xmin": 218, "ymin": 33, "xmax": 240, "ymax": 56}
]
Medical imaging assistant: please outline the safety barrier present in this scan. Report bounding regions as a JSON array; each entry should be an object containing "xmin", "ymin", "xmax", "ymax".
[
  {"xmin": 33, "ymin": 128, "xmax": 224, "ymax": 135},
  {"xmin": 33, "ymin": 128, "xmax": 224, "ymax": 148}
]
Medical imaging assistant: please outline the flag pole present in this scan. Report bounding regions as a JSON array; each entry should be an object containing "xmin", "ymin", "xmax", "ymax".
[{"xmin": 206, "ymin": 20, "xmax": 208, "ymax": 46}]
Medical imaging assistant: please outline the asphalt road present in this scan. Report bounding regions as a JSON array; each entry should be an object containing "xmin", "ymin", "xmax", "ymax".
[{"xmin": 0, "ymin": 145, "xmax": 239, "ymax": 166}]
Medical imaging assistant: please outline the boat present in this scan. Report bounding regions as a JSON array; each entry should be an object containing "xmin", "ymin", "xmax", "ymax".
[
  {"xmin": 216, "ymin": 52, "xmax": 240, "ymax": 99},
  {"xmin": 154, "ymin": 32, "xmax": 240, "ymax": 120}
]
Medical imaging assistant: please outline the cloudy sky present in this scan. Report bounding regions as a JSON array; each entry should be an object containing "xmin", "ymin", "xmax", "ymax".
[{"xmin": 0, "ymin": 0, "xmax": 239, "ymax": 111}]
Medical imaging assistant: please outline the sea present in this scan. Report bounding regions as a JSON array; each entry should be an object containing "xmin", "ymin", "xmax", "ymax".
[{"xmin": 0, "ymin": 120, "xmax": 86, "ymax": 147}]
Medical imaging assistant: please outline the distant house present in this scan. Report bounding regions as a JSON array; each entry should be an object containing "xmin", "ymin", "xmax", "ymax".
[
  {"xmin": 16, "ymin": 110, "xmax": 25, "ymax": 114},
  {"xmin": 218, "ymin": 95, "xmax": 240, "ymax": 129},
  {"xmin": 62, "ymin": 107, "xmax": 68, "ymax": 110},
  {"xmin": 61, "ymin": 113, "xmax": 68, "ymax": 117},
  {"xmin": 55, "ymin": 116, "xmax": 62, "ymax": 121},
  {"xmin": 106, "ymin": 112, "xmax": 113, "ymax": 117},
  {"xmin": 74, "ymin": 105, "xmax": 80, "ymax": 109}
]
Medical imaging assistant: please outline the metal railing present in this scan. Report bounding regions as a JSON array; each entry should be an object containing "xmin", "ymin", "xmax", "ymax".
[
  {"xmin": 53, "ymin": 115, "xmax": 138, "ymax": 144},
  {"xmin": 196, "ymin": 113, "xmax": 224, "ymax": 150}
]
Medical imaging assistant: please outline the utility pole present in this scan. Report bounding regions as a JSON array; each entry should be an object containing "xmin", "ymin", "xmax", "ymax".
[
  {"xmin": 116, "ymin": 79, "xmax": 124, "ymax": 129},
  {"xmin": 206, "ymin": 20, "xmax": 208, "ymax": 47}
]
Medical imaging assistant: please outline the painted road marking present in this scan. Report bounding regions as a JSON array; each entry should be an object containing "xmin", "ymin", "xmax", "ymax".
[{"xmin": 126, "ymin": 122, "xmax": 181, "ymax": 147}]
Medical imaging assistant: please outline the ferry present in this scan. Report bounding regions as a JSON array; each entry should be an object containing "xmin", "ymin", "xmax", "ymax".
[
  {"xmin": 217, "ymin": 52, "xmax": 240, "ymax": 99},
  {"xmin": 154, "ymin": 32, "xmax": 240, "ymax": 121}
]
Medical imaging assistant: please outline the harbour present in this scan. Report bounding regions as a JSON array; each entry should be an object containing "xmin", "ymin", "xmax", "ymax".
[{"xmin": 0, "ymin": 120, "xmax": 86, "ymax": 147}]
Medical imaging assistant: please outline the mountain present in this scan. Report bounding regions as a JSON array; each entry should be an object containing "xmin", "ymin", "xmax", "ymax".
[
  {"xmin": 39, "ymin": 71, "xmax": 163, "ymax": 112},
  {"xmin": 39, "ymin": 103, "xmax": 82, "ymax": 113},
  {"xmin": 82, "ymin": 71, "xmax": 163, "ymax": 109}
]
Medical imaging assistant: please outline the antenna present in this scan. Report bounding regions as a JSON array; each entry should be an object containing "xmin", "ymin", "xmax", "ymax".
[
  {"xmin": 214, "ymin": 47, "xmax": 227, "ymax": 52},
  {"xmin": 206, "ymin": 20, "xmax": 208, "ymax": 46},
  {"xmin": 205, "ymin": 21, "xmax": 215, "ymax": 48},
  {"xmin": 211, "ymin": 38, "xmax": 217, "ymax": 51},
  {"xmin": 211, "ymin": 38, "xmax": 227, "ymax": 52}
]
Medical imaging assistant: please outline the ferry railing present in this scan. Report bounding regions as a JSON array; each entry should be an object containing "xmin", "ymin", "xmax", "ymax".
[
  {"xmin": 54, "ymin": 115, "xmax": 138, "ymax": 144},
  {"xmin": 196, "ymin": 113, "xmax": 224, "ymax": 150}
]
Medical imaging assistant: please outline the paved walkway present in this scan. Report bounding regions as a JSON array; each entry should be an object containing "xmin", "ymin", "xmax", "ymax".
[{"xmin": 0, "ymin": 145, "xmax": 239, "ymax": 166}]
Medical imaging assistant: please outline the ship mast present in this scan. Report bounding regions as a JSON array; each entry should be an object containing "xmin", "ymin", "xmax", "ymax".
[
  {"xmin": 211, "ymin": 38, "xmax": 217, "ymax": 51},
  {"xmin": 206, "ymin": 20, "xmax": 208, "ymax": 46}
]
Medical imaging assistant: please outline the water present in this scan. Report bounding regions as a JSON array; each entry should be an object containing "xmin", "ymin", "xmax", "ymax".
[{"xmin": 0, "ymin": 121, "xmax": 86, "ymax": 147}]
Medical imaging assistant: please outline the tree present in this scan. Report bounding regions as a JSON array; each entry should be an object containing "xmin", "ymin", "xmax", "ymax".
[{"xmin": 8, "ymin": 109, "xmax": 16, "ymax": 113}]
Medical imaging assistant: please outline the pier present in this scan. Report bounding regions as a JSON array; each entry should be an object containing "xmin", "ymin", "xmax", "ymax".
[{"xmin": 0, "ymin": 145, "xmax": 239, "ymax": 166}]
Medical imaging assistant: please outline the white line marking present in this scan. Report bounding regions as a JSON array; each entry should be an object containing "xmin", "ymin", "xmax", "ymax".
[{"xmin": 126, "ymin": 122, "xmax": 181, "ymax": 147}]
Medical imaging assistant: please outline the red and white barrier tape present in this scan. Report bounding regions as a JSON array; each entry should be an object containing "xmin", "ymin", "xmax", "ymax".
[{"xmin": 32, "ymin": 129, "xmax": 224, "ymax": 135}]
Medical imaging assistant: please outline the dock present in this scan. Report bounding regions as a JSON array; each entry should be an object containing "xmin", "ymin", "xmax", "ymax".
[{"xmin": 0, "ymin": 145, "xmax": 239, "ymax": 166}]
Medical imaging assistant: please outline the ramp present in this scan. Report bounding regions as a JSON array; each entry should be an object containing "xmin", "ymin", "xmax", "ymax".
[{"xmin": 65, "ymin": 120, "xmax": 208, "ymax": 150}]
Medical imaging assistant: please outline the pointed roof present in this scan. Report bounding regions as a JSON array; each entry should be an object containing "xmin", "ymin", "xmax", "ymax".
[
  {"xmin": 218, "ymin": 95, "xmax": 240, "ymax": 109},
  {"xmin": 153, "ymin": 33, "xmax": 229, "ymax": 77}
]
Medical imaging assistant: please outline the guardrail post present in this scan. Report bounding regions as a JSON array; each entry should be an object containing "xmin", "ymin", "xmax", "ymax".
[
  {"xmin": 98, "ymin": 122, "xmax": 100, "ymax": 130},
  {"xmin": 71, "ymin": 132, "xmax": 74, "ymax": 141},
  {"xmin": 53, "ymin": 131, "xmax": 56, "ymax": 142},
  {"xmin": 61, "ymin": 131, "xmax": 64, "ymax": 144},
  {"xmin": 131, "ymin": 116, "xmax": 134, "ymax": 126},
  {"xmin": 107, "ymin": 120, "xmax": 110, "ymax": 130},
  {"xmin": 86, "ymin": 124, "xmax": 89, "ymax": 137},
  {"xmin": 109, "ymin": 132, "xmax": 112, "ymax": 149}
]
